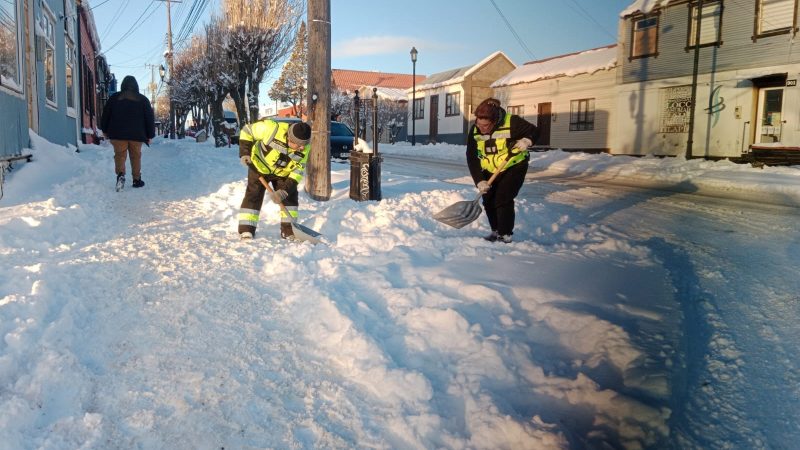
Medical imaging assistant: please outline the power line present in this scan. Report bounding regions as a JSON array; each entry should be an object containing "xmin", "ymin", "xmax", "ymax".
[
  {"xmin": 566, "ymin": 0, "xmax": 618, "ymax": 42},
  {"xmin": 102, "ymin": 1, "xmax": 160, "ymax": 55},
  {"xmin": 488, "ymin": 0, "xmax": 535, "ymax": 60}
]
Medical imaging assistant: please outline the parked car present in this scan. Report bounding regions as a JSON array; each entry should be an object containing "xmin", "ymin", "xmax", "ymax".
[
  {"xmin": 223, "ymin": 110, "xmax": 239, "ymax": 144},
  {"xmin": 271, "ymin": 117, "xmax": 354, "ymax": 159}
]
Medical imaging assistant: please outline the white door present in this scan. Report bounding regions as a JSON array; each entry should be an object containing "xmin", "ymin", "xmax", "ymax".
[{"xmin": 756, "ymin": 87, "xmax": 784, "ymax": 144}]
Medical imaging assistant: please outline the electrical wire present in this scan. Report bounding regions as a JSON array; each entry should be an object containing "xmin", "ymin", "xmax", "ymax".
[
  {"xmin": 488, "ymin": 0, "xmax": 536, "ymax": 60},
  {"xmin": 102, "ymin": 1, "xmax": 160, "ymax": 55},
  {"xmin": 566, "ymin": 0, "xmax": 618, "ymax": 42}
]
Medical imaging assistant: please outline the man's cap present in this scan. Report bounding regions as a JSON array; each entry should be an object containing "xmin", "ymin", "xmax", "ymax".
[{"xmin": 288, "ymin": 122, "xmax": 311, "ymax": 146}]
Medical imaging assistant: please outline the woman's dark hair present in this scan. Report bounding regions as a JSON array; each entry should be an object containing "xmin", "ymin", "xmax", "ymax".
[
  {"xmin": 120, "ymin": 75, "xmax": 140, "ymax": 93},
  {"xmin": 474, "ymin": 98, "xmax": 502, "ymax": 123}
]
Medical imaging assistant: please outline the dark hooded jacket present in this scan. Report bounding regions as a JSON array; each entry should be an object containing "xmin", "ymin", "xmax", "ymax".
[{"xmin": 101, "ymin": 76, "xmax": 156, "ymax": 142}]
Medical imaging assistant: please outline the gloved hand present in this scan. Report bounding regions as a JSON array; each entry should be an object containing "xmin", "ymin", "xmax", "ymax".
[
  {"xmin": 477, "ymin": 180, "xmax": 490, "ymax": 194},
  {"xmin": 511, "ymin": 137, "xmax": 533, "ymax": 154},
  {"xmin": 271, "ymin": 189, "xmax": 289, "ymax": 204},
  {"xmin": 240, "ymin": 155, "xmax": 252, "ymax": 167}
]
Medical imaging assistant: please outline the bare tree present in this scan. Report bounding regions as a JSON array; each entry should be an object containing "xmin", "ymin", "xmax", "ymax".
[
  {"xmin": 221, "ymin": 0, "xmax": 302, "ymax": 123},
  {"xmin": 269, "ymin": 21, "xmax": 307, "ymax": 118}
]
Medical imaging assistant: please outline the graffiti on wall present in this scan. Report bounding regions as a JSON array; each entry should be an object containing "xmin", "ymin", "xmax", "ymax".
[{"xmin": 659, "ymin": 85, "xmax": 692, "ymax": 133}]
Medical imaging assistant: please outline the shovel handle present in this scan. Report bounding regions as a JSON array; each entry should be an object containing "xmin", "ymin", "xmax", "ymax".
[
  {"xmin": 484, "ymin": 156, "xmax": 513, "ymax": 188},
  {"xmin": 257, "ymin": 175, "xmax": 295, "ymax": 221}
]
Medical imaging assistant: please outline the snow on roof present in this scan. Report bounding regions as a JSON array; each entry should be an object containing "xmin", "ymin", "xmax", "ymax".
[
  {"xmin": 413, "ymin": 51, "xmax": 514, "ymax": 91},
  {"xmin": 621, "ymin": 0, "xmax": 672, "ymax": 17},
  {"xmin": 355, "ymin": 86, "xmax": 409, "ymax": 102},
  {"xmin": 492, "ymin": 45, "xmax": 617, "ymax": 88}
]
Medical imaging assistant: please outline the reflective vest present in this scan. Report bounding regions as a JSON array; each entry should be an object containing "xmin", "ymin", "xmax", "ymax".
[
  {"xmin": 472, "ymin": 113, "xmax": 528, "ymax": 172},
  {"xmin": 240, "ymin": 120, "xmax": 309, "ymax": 183}
]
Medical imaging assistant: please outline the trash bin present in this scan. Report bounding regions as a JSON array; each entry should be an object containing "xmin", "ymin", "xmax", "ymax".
[{"xmin": 349, "ymin": 151, "xmax": 382, "ymax": 201}]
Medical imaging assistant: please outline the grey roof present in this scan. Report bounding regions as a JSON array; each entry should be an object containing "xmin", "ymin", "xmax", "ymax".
[{"xmin": 421, "ymin": 66, "xmax": 471, "ymax": 86}]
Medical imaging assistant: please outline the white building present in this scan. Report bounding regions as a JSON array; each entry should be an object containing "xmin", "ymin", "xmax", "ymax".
[{"xmin": 492, "ymin": 45, "xmax": 618, "ymax": 153}]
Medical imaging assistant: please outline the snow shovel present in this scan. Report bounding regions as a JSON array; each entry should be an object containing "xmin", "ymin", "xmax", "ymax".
[
  {"xmin": 433, "ymin": 157, "xmax": 511, "ymax": 229},
  {"xmin": 257, "ymin": 175, "xmax": 323, "ymax": 244}
]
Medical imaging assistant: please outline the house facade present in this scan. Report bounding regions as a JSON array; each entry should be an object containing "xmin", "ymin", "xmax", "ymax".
[
  {"xmin": 1, "ymin": 0, "xmax": 85, "ymax": 163},
  {"xmin": 77, "ymin": 0, "xmax": 110, "ymax": 144},
  {"xmin": 616, "ymin": 0, "xmax": 800, "ymax": 157},
  {"xmin": 408, "ymin": 51, "xmax": 515, "ymax": 145},
  {"xmin": 492, "ymin": 45, "xmax": 618, "ymax": 153},
  {"xmin": 332, "ymin": 69, "xmax": 425, "ymax": 143}
]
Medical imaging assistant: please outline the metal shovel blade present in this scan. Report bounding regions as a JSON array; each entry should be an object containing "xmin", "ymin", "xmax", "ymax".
[
  {"xmin": 289, "ymin": 222, "xmax": 322, "ymax": 244},
  {"xmin": 433, "ymin": 194, "xmax": 482, "ymax": 229}
]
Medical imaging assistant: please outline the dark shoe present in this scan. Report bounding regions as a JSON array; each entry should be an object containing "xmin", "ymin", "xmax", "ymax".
[
  {"xmin": 132, "ymin": 178, "xmax": 145, "ymax": 188},
  {"xmin": 115, "ymin": 173, "xmax": 125, "ymax": 192},
  {"xmin": 498, "ymin": 234, "xmax": 513, "ymax": 243},
  {"xmin": 280, "ymin": 223, "xmax": 295, "ymax": 240},
  {"xmin": 483, "ymin": 231, "xmax": 499, "ymax": 242}
]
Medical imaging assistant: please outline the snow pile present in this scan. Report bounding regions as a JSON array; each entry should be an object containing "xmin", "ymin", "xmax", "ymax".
[{"xmin": 1, "ymin": 133, "xmax": 799, "ymax": 448}]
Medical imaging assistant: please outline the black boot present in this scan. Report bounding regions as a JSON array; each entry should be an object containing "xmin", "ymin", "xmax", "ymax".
[
  {"xmin": 132, "ymin": 178, "xmax": 145, "ymax": 188},
  {"xmin": 280, "ymin": 223, "xmax": 295, "ymax": 240}
]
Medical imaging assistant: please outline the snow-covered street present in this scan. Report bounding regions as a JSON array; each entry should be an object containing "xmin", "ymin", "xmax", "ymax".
[{"xmin": 1, "ymin": 136, "xmax": 799, "ymax": 449}]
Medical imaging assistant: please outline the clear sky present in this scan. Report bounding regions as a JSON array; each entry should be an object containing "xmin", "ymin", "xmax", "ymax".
[{"xmin": 90, "ymin": 0, "xmax": 634, "ymax": 106}]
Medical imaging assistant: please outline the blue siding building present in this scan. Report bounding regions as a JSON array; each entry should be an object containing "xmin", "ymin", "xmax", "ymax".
[{"xmin": 1, "ymin": 0, "xmax": 80, "ymax": 164}]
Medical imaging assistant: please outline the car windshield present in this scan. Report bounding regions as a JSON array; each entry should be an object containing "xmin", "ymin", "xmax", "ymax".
[{"xmin": 331, "ymin": 122, "xmax": 354, "ymax": 137}]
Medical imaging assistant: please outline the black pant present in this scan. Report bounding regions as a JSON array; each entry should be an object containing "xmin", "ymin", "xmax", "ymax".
[
  {"xmin": 481, "ymin": 157, "xmax": 528, "ymax": 236},
  {"xmin": 238, "ymin": 169, "xmax": 298, "ymax": 236}
]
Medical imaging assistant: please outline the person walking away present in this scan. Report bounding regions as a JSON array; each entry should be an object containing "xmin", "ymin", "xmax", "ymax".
[
  {"xmin": 237, "ymin": 119, "xmax": 312, "ymax": 240},
  {"xmin": 100, "ymin": 75, "xmax": 155, "ymax": 191},
  {"xmin": 467, "ymin": 98, "xmax": 537, "ymax": 243}
]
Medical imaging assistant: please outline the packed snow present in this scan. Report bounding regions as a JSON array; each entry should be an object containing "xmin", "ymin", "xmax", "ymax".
[{"xmin": 1, "ymin": 132, "xmax": 799, "ymax": 449}]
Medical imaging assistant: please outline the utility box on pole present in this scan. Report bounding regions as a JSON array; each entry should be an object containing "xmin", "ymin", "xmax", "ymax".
[{"xmin": 305, "ymin": 0, "xmax": 332, "ymax": 201}]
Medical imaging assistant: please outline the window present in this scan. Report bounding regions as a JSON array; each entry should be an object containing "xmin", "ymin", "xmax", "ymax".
[
  {"xmin": 0, "ymin": 0, "xmax": 23, "ymax": 92},
  {"xmin": 757, "ymin": 0, "xmax": 795, "ymax": 36},
  {"xmin": 43, "ymin": 7, "xmax": 57, "ymax": 106},
  {"xmin": 413, "ymin": 98, "xmax": 424, "ymax": 119},
  {"xmin": 631, "ymin": 14, "xmax": 659, "ymax": 58},
  {"xmin": 688, "ymin": 1, "xmax": 722, "ymax": 47},
  {"xmin": 569, "ymin": 99, "xmax": 595, "ymax": 131},
  {"xmin": 66, "ymin": 38, "xmax": 76, "ymax": 112},
  {"xmin": 445, "ymin": 92, "xmax": 461, "ymax": 116},
  {"xmin": 508, "ymin": 105, "xmax": 525, "ymax": 116}
]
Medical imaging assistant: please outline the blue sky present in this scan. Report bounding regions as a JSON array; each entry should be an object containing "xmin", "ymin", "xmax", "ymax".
[{"xmin": 91, "ymin": 0, "xmax": 634, "ymax": 106}]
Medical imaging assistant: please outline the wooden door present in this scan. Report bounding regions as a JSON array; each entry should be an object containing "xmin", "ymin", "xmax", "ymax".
[
  {"xmin": 756, "ymin": 87, "xmax": 784, "ymax": 143},
  {"xmin": 429, "ymin": 95, "xmax": 439, "ymax": 143},
  {"xmin": 537, "ymin": 102, "xmax": 551, "ymax": 146}
]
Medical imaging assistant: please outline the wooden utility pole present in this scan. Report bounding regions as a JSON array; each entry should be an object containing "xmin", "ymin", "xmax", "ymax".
[
  {"xmin": 305, "ymin": 0, "xmax": 332, "ymax": 201},
  {"xmin": 156, "ymin": 0, "xmax": 179, "ymax": 139}
]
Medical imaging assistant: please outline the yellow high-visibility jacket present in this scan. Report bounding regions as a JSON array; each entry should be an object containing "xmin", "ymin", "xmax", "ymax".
[{"xmin": 239, "ymin": 120, "xmax": 310, "ymax": 183}]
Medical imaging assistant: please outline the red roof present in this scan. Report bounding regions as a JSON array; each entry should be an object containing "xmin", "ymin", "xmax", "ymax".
[{"xmin": 332, "ymin": 69, "xmax": 426, "ymax": 92}]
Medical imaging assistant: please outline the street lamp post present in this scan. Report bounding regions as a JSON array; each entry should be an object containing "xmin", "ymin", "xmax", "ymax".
[
  {"xmin": 410, "ymin": 46, "xmax": 417, "ymax": 146},
  {"xmin": 159, "ymin": 64, "xmax": 167, "ymax": 137}
]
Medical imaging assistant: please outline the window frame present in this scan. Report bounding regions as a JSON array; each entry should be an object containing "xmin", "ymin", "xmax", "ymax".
[
  {"xmin": 413, "ymin": 97, "xmax": 425, "ymax": 120},
  {"xmin": 629, "ymin": 13, "xmax": 660, "ymax": 60},
  {"xmin": 507, "ymin": 105, "xmax": 525, "ymax": 116},
  {"xmin": 0, "ymin": 0, "xmax": 24, "ymax": 94},
  {"xmin": 42, "ymin": 4, "xmax": 58, "ymax": 108},
  {"xmin": 687, "ymin": 0, "xmax": 724, "ymax": 49},
  {"xmin": 569, "ymin": 98, "xmax": 595, "ymax": 132},
  {"xmin": 753, "ymin": 0, "xmax": 797, "ymax": 40},
  {"xmin": 65, "ymin": 36, "xmax": 77, "ymax": 116},
  {"xmin": 445, "ymin": 92, "xmax": 461, "ymax": 117}
]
